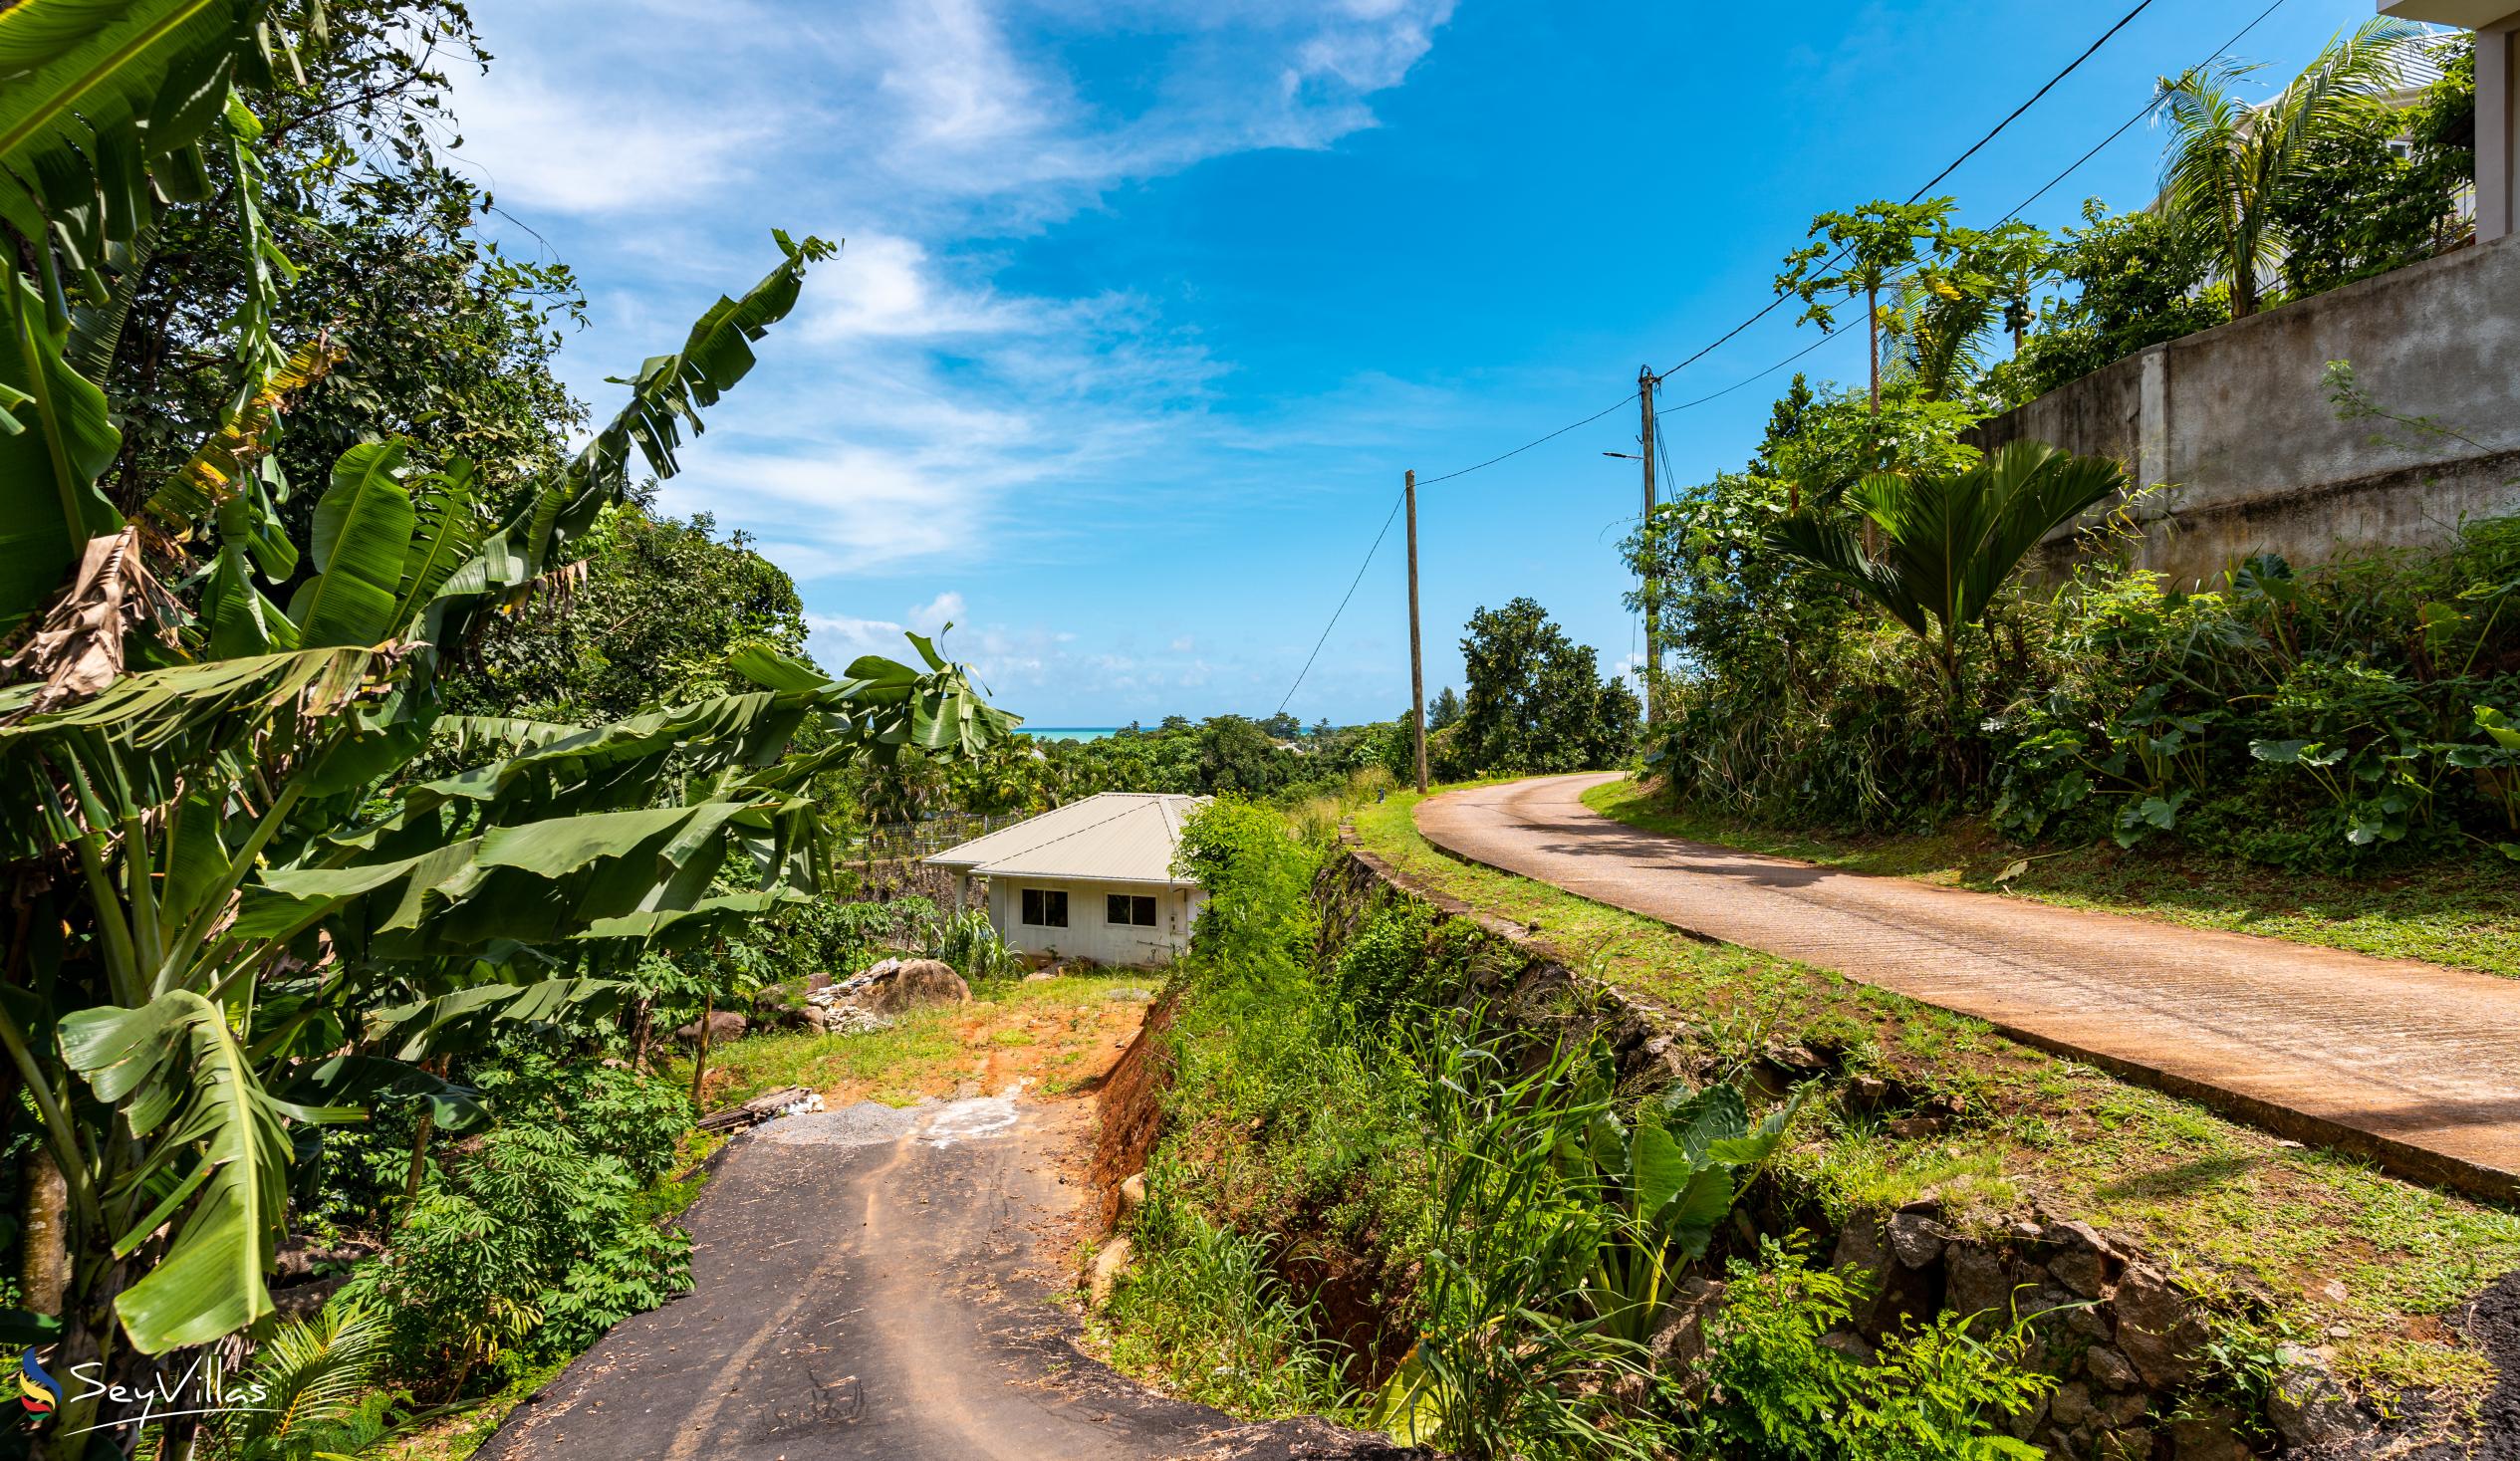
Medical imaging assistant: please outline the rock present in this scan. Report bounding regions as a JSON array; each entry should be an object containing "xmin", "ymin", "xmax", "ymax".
[
  {"xmin": 2084, "ymin": 1344, "xmax": 2140, "ymax": 1391},
  {"xmin": 805, "ymin": 971, "xmax": 834, "ymax": 993},
  {"xmin": 1946, "ymin": 1245, "xmax": 2011, "ymax": 1322},
  {"xmin": 1820, "ymin": 1330, "xmax": 1878, "ymax": 1364},
  {"xmin": 2096, "ymin": 1424, "xmax": 2155, "ymax": 1460},
  {"xmin": 2093, "ymin": 1388, "xmax": 2147, "ymax": 1428},
  {"xmin": 2042, "ymin": 1221, "xmax": 2115, "ymax": 1298},
  {"xmin": 1087, "ymin": 1235, "xmax": 1134, "ymax": 1308},
  {"xmin": 1116, "ymin": 1172, "xmax": 1147, "ymax": 1222},
  {"xmin": 2114, "ymin": 1263, "xmax": 2208, "ymax": 1389},
  {"xmin": 1887, "ymin": 1211, "xmax": 1950, "ymax": 1269},
  {"xmin": 2267, "ymin": 1362, "xmax": 2365, "ymax": 1449},
  {"xmin": 1647, "ymin": 1278, "xmax": 1726, "ymax": 1386},
  {"xmin": 1832, "ymin": 1217, "xmax": 1890, "ymax": 1283},
  {"xmin": 857, "ymin": 958, "xmax": 972, "ymax": 1016},
  {"xmin": 1847, "ymin": 1074, "xmax": 1890, "ymax": 1110},
  {"xmin": 2051, "ymin": 1381, "xmax": 2095, "ymax": 1428},
  {"xmin": 2167, "ymin": 1410, "xmax": 2251, "ymax": 1461},
  {"xmin": 2048, "ymin": 1248, "xmax": 2109, "ymax": 1300},
  {"xmin": 673, "ymin": 1010, "xmax": 748, "ymax": 1045},
  {"xmin": 1886, "ymin": 1114, "xmax": 1948, "ymax": 1139}
]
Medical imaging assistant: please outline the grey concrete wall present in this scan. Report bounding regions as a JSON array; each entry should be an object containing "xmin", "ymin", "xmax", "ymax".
[{"xmin": 1972, "ymin": 232, "xmax": 2520, "ymax": 586}]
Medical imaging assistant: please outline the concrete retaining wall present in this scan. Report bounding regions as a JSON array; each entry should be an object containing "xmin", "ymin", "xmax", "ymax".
[{"xmin": 1972, "ymin": 233, "xmax": 2520, "ymax": 586}]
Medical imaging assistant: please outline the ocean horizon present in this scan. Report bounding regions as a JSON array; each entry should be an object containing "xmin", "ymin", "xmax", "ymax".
[{"xmin": 1025, "ymin": 726, "xmax": 1123, "ymax": 742}]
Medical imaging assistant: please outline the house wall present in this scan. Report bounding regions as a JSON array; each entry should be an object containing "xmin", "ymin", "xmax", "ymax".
[
  {"xmin": 1970, "ymin": 232, "xmax": 2520, "ymax": 587},
  {"xmin": 984, "ymin": 877, "xmax": 1205, "ymax": 968}
]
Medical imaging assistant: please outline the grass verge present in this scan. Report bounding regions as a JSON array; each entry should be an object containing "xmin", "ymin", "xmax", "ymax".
[
  {"xmin": 1581, "ymin": 778, "xmax": 2520, "ymax": 978},
  {"xmin": 1354, "ymin": 787, "xmax": 2520, "ymax": 1402}
]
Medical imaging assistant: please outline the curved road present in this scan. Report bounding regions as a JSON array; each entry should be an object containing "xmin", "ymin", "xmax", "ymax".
[
  {"xmin": 478, "ymin": 1092, "xmax": 1398, "ymax": 1461},
  {"xmin": 1417, "ymin": 774, "xmax": 2520, "ymax": 1199}
]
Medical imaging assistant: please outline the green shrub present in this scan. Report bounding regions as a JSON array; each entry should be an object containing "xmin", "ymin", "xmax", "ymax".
[
  {"xmin": 1691, "ymin": 1239, "xmax": 2053, "ymax": 1461},
  {"xmin": 339, "ymin": 1121, "xmax": 691, "ymax": 1396}
]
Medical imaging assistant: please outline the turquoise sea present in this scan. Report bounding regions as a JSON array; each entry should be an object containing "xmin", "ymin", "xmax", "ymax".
[{"xmin": 1025, "ymin": 727, "xmax": 1123, "ymax": 742}]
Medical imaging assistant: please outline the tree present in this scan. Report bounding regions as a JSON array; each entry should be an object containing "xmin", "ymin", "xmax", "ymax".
[
  {"xmin": 1428, "ymin": 685, "xmax": 1464, "ymax": 730},
  {"xmin": 1455, "ymin": 600, "xmax": 1639, "ymax": 776},
  {"xmin": 2154, "ymin": 18, "xmax": 2423, "ymax": 320},
  {"xmin": 2269, "ymin": 39, "xmax": 2476, "ymax": 298},
  {"xmin": 447, "ymin": 507, "xmax": 813, "ymax": 722},
  {"xmin": 1764, "ymin": 441, "xmax": 2128, "ymax": 693},
  {"xmin": 2012, "ymin": 201, "xmax": 2228, "ymax": 399},
  {"xmin": 1777, "ymin": 199, "xmax": 1957, "ymax": 416}
]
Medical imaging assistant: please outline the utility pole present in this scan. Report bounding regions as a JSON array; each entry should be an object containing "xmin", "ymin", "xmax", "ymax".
[
  {"xmin": 1637, "ymin": 365, "xmax": 1660, "ymax": 723},
  {"xmin": 1404, "ymin": 469, "xmax": 1428, "ymax": 793}
]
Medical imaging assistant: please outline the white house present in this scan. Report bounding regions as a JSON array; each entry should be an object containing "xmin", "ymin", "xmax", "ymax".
[{"xmin": 924, "ymin": 793, "xmax": 1209, "ymax": 968}]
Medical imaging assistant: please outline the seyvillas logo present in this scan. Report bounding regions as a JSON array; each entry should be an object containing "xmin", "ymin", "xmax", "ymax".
[{"xmin": 17, "ymin": 1348, "xmax": 61, "ymax": 1416}]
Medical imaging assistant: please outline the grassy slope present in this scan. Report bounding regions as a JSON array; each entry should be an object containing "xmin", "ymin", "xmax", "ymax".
[
  {"xmin": 1352, "ymin": 790, "xmax": 2520, "ymax": 1400},
  {"xmin": 1581, "ymin": 778, "xmax": 2520, "ymax": 979}
]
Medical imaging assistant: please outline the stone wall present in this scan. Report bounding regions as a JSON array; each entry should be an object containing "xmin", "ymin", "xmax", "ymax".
[
  {"xmin": 1971, "ymin": 233, "xmax": 2520, "ymax": 587},
  {"xmin": 1324, "ymin": 840, "xmax": 2392, "ymax": 1460}
]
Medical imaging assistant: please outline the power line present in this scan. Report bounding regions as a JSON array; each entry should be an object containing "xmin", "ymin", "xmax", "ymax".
[
  {"xmin": 1416, "ymin": 390, "xmax": 1641, "ymax": 487},
  {"xmin": 1659, "ymin": 0, "xmax": 2294, "ymax": 426},
  {"xmin": 1273, "ymin": 0, "xmax": 2298, "ymax": 715},
  {"xmin": 1650, "ymin": 0, "xmax": 2164, "ymax": 385},
  {"xmin": 1274, "ymin": 488, "xmax": 1406, "ymax": 716},
  {"xmin": 1904, "ymin": 0, "xmax": 2162, "ymax": 203},
  {"xmin": 1990, "ymin": 0, "xmax": 2294, "ymax": 228}
]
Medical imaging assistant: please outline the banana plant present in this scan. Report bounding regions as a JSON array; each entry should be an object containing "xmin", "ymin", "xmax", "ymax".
[{"xmin": 0, "ymin": 232, "xmax": 1011, "ymax": 1457}]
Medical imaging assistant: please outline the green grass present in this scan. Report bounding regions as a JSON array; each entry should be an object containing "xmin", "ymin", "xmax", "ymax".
[
  {"xmin": 1580, "ymin": 777, "xmax": 2520, "ymax": 977},
  {"xmin": 1350, "ymin": 787, "xmax": 2520, "ymax": 1400}
]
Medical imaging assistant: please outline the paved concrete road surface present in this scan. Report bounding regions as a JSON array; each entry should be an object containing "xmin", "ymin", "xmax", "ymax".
[
  {"xmin": 477, "ymin": 1091, "xmax": 1399, "ymax": 1461},
  {"xmin": 1416, "ymin": 774, "xmax": 2520, "ymax": 1199}
]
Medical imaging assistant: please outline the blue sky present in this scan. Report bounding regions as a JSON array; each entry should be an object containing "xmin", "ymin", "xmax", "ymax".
[{"xmin": 454, "ymin": 0, "xmax": 2384, "ymax": 727}]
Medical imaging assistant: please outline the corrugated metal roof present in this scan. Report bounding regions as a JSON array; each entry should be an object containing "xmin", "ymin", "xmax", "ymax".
[{"xmin": 923, "ymin": 792, "xmax": 1208, "ymax": 885}]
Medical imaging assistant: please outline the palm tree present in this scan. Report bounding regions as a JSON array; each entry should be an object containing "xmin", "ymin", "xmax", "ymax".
[
  {"xmin": 1764, "ymin": 441, "xmax": 2128, "ymax": 692},
  {"xmin": 2154, "ymin": 19, "xmax": 2422, "ymax": 321}
]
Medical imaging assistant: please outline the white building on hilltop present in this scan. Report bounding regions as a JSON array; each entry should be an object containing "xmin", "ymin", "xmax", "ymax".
[{"xmin": 924, "ymin": 793, "xmax": 1209, "ymax": 968}]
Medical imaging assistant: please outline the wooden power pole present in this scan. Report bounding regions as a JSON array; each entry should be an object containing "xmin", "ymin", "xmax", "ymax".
[
  {"xmin": 1405, "ymin": 468, "xmax": 1428, "ymax": 793},
  {"xmin": 1637, "ymin": 365, "xmax": 1661, "ymax": 723}
]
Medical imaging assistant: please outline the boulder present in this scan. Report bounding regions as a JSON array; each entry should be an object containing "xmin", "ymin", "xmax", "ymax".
[
  {"xmin": 1886, "ymin": 1210, "xmax": 1950, "ymax": 1269},
  {"xmin": 673, "ymin": 1010, "xmax": 748, "ymax": 1045},
  {"xmin": 1116, "ymin": 1172, "xmax": 1147, "ymax": 1223},
  {"xmin": 857, "ymin": 958, "xmax": 972, "ymax": 1016},
  {"xmin": 805, "ymin": 970, "xmax": 834, "ymax": 994},
  {"xmin": 2084, "ymin": 1344, "xmax": 2141, "ymax": 1391},
  {"xmin": 2114, "ymin": 1263, "xmax": 2208, "ymax": 1389},
  {"xmin": 2267, "ymin": 1362, "xmax": 2365, "ymax": 1450},
  {"xmin": 1087, "ymin": 1235, "xmax": 1134, "ymax": 1307}
]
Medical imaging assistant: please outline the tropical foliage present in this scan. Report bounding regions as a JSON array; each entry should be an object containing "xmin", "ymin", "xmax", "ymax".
[
  {"xmin": 0, "ymin": 3, "xmax": 1015, "ymax": 1448},
  {"xmin": 2153, "ymin": 17, "xmax": 2427, "ymax": 320}
]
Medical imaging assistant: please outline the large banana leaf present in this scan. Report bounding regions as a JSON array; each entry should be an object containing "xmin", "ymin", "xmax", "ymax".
[
  {"xmin": 58, "ymin": 990, "xmax": 357, "ymax": 1352},
  {"xmin": 0, "ymin": 0, "xmax": 272, "ymax": 284},
  {"xmin": 0, "ymin": 271, "xmax": 125, "ymax": 628},
  {"xmin": 289, "ymin": 440, "xmax": 415, "ymax": 647}
]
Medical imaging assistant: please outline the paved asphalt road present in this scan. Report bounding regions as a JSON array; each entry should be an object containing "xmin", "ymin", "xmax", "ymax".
[
  {"xmin": 1415, "ymin": 774, "xmax": 2520, "ymax": 1200},
  {"xmin": 476, "ymin": 1091, "xmax": 1401, "ymax": 1461}
]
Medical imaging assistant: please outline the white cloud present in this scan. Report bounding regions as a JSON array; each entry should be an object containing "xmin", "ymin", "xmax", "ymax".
[{"xmin": 450, "ymin": 67, "xmax": 767, "ymax": 215}]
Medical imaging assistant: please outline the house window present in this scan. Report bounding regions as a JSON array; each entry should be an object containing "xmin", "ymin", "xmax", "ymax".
[
  {"xmin": 1106, "ymin": 893, "xmax": 1157, "ymax": 927},
  {"xmin": 1020, "ymin": 888, "xmax": 1069, "ymax": 928}
]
